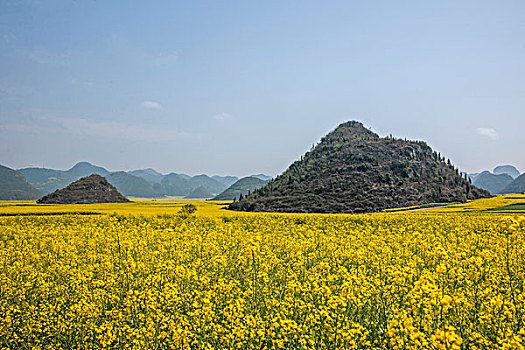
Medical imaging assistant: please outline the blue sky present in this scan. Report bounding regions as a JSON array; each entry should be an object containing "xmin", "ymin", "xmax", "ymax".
[{"xmin": 1, "ymin": 0, "xmax": 524, "ymax": 176}]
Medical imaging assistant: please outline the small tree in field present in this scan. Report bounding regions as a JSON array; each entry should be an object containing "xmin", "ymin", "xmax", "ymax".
[{"xmin": 179, "ymin": 204, "xmax": 197, "ymax": 215}]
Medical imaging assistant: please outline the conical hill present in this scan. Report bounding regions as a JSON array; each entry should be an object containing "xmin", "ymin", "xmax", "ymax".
[
  {"xmin": 37, "ymin": 174, "xmax": 130, "ymax": 204},
  {"xmin": 229, "ymin": 121, "xmax": 490, "ymax": 213}
]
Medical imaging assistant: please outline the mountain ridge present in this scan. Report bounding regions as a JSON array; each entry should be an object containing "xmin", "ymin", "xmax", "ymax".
[{"xmin": 17, "ymin": 162, "xmax": 266, "ymax": 198}]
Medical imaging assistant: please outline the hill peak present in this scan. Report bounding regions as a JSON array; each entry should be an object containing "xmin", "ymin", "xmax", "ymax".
[{"xmin": 327, "ymin": 120, "xmax": 379, "ymax": 141}]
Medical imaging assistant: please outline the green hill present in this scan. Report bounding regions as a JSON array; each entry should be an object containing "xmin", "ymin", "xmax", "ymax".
[
  {"xmin": 472, "ymin": 171, "xmax": 514, "ymax": 194},
  {"xmin": 0, "ymin": 164, "xmax": 42, "ymax": 200},
  {"xmin": 106, "ymin": 172, "xmax": 158, "ymax": 198},
  {"xmin": 188, "ymin": 175, "xmax": 226, "ymax": 194},
  {"xmin": 500, "ymin": 174, "xmax": 525, "ymax": 194},
  {"xmin": 185, "ymin": 186, "xmax": 213, "ymax": 199},
  {"xmin": 160, "ymin": 173, "xmax": 192, "ymax": 196},
  {"xmin": 212, "ymin": 176, "xmax": 269, "ymax": 200},
  {"xmin": 229, "ymin": 121, "xmax": 490, "ymax": 213}
]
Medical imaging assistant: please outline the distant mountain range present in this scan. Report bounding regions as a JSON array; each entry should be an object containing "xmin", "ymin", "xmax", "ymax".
[
  {"xmin": 468, "ymin": 165, "xmax": 524, "ymax": 194},
  {"xmin": 3, "ymin": 157, "xmax": 522, "ymax": 202},
  {"xmin": 0, "ymin": 161, "xmax": 271, "ymax": 199}
]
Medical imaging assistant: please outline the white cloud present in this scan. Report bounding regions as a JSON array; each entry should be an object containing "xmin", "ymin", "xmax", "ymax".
[
  {"xmin": 213, "ymin": 112, "xmax": 233, "ymax": 120},
  {"xmin": 476, "ymin": 127, "xmax": 499, "ymax": 140},
  {"xmin": 1, "ymin": 117, "xmax": 187, "ymax": 142},
  {"xmin": 140, "ymin": 101, "xmax": 163, "ymax": 110},
  {"xmin": 12, "ymin": 48, "xmax": 72, "ymax": 66},
  {"xmin": 107, "ymin": 35, "xmax": 177, "ymax": 67},
  {"xmin": 0, "ymin": 123, "xmax": 53, "ymax": 134},
  {"xmin": 3, "ymin": 33, "xmax": 16, "ymax": 43},
  {"xmin": 70, "ymin": 79, "xmax": 94, "ymax": 87}
]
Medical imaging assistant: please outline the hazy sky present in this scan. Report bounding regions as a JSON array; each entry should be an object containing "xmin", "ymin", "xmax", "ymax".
[{"xmin": 1, "ymin": 0, "xmax": 524, "ymax": 177}]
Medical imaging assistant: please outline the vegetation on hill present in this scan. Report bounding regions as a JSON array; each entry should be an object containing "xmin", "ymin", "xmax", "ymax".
[
  {"xmin": 37, "ymin": 174, "xmax": 130, "ymax": 204},
  {"xmin": 230, "ymin": 121, "xmax": 490, "ymax": 213},
  {"xmin": 212, "ymin": 176, "xmax": 269, "ymax": 200},
  {"xmin": 0, "ymin": 165, "xmax": 42, "ymax": 200},
  {"xmin": 472, "ymin": 171, "xmax": 514, "ymax": 194}
]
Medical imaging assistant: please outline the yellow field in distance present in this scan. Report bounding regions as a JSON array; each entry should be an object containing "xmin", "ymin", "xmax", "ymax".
[{"xmin": 1, "ymin": 193, "xmax": 524, "ymax": 217}]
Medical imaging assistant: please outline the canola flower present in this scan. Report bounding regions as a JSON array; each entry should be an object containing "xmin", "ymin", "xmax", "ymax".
[{"xmin": 0, "ymin": 210, "xmax": 524, "ymax": 349}]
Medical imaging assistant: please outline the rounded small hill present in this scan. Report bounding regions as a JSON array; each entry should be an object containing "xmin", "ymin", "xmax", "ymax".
[
  {"xmin": 229, "ymin": 121, "xmax": 490, "ymax": 213},
  {"xmin": 37, "ymin": 174, "xmax": 130, "ymax": 204}
]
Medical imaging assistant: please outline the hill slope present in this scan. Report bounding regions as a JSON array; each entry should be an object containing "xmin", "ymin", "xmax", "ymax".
[
  {"xmin": 38, "ymin": 175, "xmax": 129, "ymax": 204},
  {"xmin": 499, "ymin": 174, "xmax": 525, "ymax": 194},
  {"xmin": 0, "ymin": 165, "xmax": 42, "ymax": 200},
  {"xmin": 213, "ymin": 176, "xmax": 270, "ymax": 200},
  {"xmin": 472, "ymin": 171, "xmax": 514, "ymax": 194},
  {"xmin": 229, "ymin": 121, "xmax": 490, "ymax": 213}
]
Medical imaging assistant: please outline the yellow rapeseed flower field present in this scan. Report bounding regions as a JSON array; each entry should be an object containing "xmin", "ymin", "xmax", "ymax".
[{"xmin": 0, "ymin": 197, "xmax": 524, "ymax": 349}]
